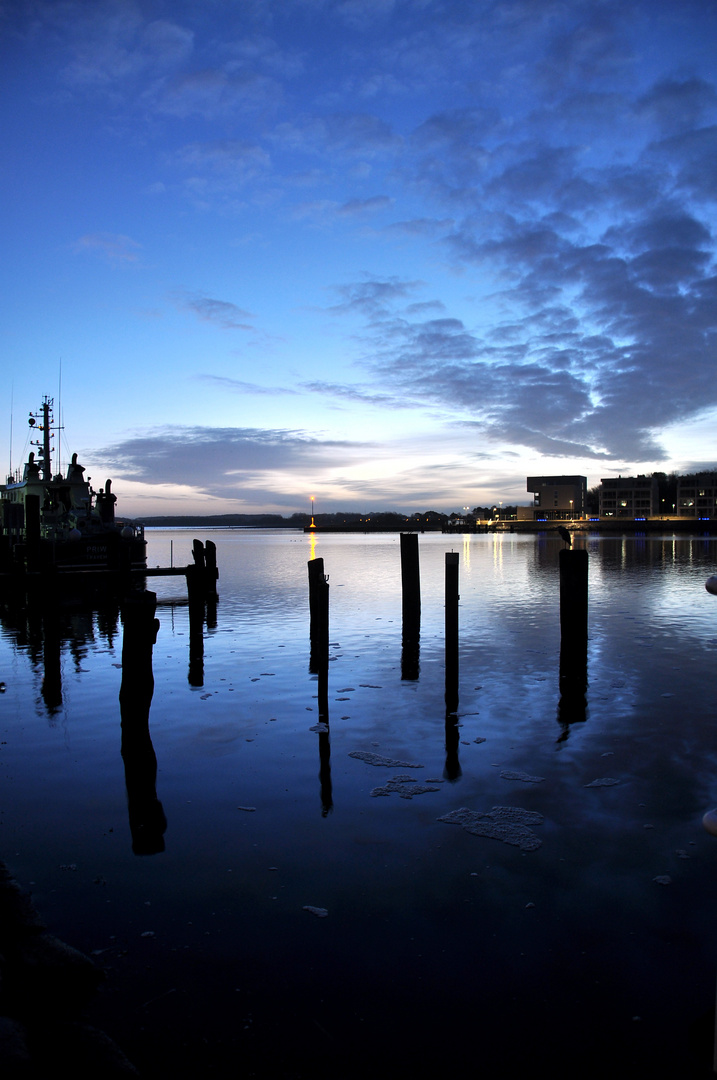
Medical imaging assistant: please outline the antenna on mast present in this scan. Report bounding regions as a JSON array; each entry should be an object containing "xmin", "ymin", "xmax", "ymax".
[
  {"xmin": 8, "ymin": 380, "xmax": 13, "ymax": 478},
  {"xmin": 58, "ymin": 358, "xmax": 63, "ymax": 472}
]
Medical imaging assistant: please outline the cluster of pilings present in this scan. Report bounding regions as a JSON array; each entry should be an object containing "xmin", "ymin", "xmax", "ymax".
[
  {"xmin": 186, "ymin": 539, "xmax": 218, "ymax": 686},
  {"xmin": 309, "ymin": 534, "xmax": 589, "ymax": 740}
]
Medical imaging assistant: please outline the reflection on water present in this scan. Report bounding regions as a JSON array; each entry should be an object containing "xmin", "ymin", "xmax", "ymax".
[{"xmin": 1, "ymin": 529, "xmax": 717, "ymax": 1076}]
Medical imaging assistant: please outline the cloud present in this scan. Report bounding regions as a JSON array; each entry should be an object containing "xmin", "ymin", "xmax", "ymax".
[
  {"xmin": 328, "ymin": 277, "xmax": 424, "ymax": 319},
  {"xmin": 153, "ymin": 67, "xmax": 282, "ymax": 119},
  {"xmin": 98, "ymin": 425, "xmax": 369, "ymax": 500},
  {"xmin": 337, "ymin": 195, "xmax": 392, "ymax": 215},
  {"xmin": 636, "ymin": 78, "xmax": 717, "ymax": 135},
  {"xmin": 176, "ymin": 140, "xmax": 271, "ymax": 182},
  {"xmin": 174, "ymin": 291, "xmax": 255, "ymax": 330},
  {"xmin": 73, "ymin": 232, "xmax": 142, "ymax": 263},
  {"xmin": 199, "ymin": 375, "xmax": 298, "ymax": 396},
  {"xmin": 330, "ymin": 227, "xmax": 716, "ymax": 461},
  {"xmin": 49, "ymin": 7, "xmax": 194, "ymax": 88},
  {"xmin": 272, "ymin": 112, "xmax": 401, "ymax": 160},
  {"xmin": 300, "ymin": 381, "xmax": 417, "ymax": 408}
]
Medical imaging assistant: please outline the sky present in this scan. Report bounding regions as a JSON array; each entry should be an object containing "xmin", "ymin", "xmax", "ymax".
[{"xmin": 1, "ymin": 0, "xmax": 716, "ymax": 517}]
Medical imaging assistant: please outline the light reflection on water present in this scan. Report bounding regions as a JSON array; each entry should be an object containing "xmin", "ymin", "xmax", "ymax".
[{"xmin": 1, "ymin": 528, "xmax": 717, "ymax": 1076}]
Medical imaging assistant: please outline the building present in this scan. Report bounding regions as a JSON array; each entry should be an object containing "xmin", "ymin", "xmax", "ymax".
[
  {"xmin": 677, "ymin": 473, "xmax": 717, "ymax": 518},
  {"xmin": 524, "ymin": 475, "xmax": 587, "ymax": 520},
  {"xmin": 599, "ymin": 476, "xmax": 658, "ymax": 517}
]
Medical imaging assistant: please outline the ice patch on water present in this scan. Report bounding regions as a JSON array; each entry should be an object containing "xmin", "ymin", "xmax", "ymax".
[
  {"xmin": 584, "ymin": 777, "xmax": 620, "ymax": 787},
  {"xmin": 349, "ymin": 751, "xmax": 423, "ymax": 768},
  {"xmin": 370, "ymin": 775, "xmax": 441, "ymax": 799},
  {"xmin": 438, "ymin": 806, "xmax": 544, "ymax": 851},
  {"xmin": 500, "ymin": 770, "xmax": 545, "ymax": 783}
]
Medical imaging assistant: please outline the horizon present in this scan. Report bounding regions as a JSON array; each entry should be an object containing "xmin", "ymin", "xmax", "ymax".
[{"xmin": 2, "ymin": 1, "xmax": 716, "ymax": 517}]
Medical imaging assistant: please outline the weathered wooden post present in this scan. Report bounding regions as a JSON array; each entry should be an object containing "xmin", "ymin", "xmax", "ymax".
[
  {"xmin": 308, "ymin": 557, "xmax": 329, "ymax": 720},
  {"xmin": 204, "ymin": 539, "xmax": 218, "ymax": 628},
  {"xmin": 204, "ymin": 540, "xmax": 218, "ymax": 597},
  {"xmin": 119, "ymin": 590, "xmax": 166, "ymax": 855},
  {"xmin": 400, "ymin": 532, "xmax": 421, "ymax": 632},
  {"xmin": 192, "ymin": 538, "xmax": 205, "ymax": 571},
  {"xmin": 559, "ymin": 548, "xmax": 588, "ymax": 678},
  {"xmin": 445, "ymin": 552, "xmax": 459, "ymax": 715},
  {"xmin": 308, "ymin": 557, "xmax": 329, "ymax": 666},
  {"xmin": 186, "ymin": 563, "xmax": 205, "ymax": 687},
  {"xmin": 401, "ymin": 532, "xmax": 421, "ymax": 680}
]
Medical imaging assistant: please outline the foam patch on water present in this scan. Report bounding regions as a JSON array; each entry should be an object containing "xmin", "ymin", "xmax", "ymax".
[
  {"xmin": 370, "ymin": 775, "xmax": 441, "ymax": 799},
  {"xmin": 349, "ymin": 751, "xmax": 423, "ymax": 768},
  {"xmin": 438, "ymin": 806, "xmax": 544, "ymax": 851},
  {"xmin": 584, "ymin": 777, "xmax": 620, "ymax": 787}
]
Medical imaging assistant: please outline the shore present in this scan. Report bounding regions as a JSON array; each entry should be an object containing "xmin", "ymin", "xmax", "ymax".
[{"xmin": 0, "ymin": 860, "xmax": 138, "ymax": 1078}]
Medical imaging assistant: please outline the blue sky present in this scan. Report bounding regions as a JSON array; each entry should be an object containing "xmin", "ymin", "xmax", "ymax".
[{"xmin": 1, "ymin": 0, "xmax": 716, "ymax": 516}]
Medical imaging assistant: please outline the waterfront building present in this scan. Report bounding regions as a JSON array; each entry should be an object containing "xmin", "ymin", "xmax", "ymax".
[
  {"xmin": 676, "ymin": 473, "xmax": 717, "ymax": 518},
  {"xmin": 523, "ymin": 475, "xmax": 587, "ymax": 520},
  {"xmin": 599, "ymin": 475, "xmax": 658, "ymax": 517}
]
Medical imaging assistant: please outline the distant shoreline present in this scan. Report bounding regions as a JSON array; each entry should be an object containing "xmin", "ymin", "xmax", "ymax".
[{"xmin": 137, "ymin": 515, "xmax": 717, "ymax": 536}]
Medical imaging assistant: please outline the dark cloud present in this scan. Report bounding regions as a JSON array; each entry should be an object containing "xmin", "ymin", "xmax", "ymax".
[{"xmin": 636, "ymin": 78, "xmax": 717, "ymax": 135}]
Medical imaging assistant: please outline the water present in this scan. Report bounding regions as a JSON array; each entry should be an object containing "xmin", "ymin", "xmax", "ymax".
[{"xmin": 2, "ymin": 529, "xmax": 717, "ymax": 1077}]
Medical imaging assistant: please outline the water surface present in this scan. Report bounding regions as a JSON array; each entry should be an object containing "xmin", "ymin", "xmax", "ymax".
[{"xmin": 1, "ymin": 529, "xmax": 717, "ymax": 1077}]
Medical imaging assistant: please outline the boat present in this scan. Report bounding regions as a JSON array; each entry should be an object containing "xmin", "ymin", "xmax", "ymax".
[{"xmin": 0, "ymin": 395, "xmax": 146, "ymax": 586}]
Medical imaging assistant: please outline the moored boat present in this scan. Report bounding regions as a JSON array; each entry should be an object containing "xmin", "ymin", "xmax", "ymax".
[{"xmin": 0, "ymin": 395, "xmax": 146, "ymax": 585}]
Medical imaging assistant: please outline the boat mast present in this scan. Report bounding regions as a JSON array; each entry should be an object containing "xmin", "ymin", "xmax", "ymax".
[{"xmin": 28, "ymin": 395, "xmax": 56, "ymax": 481}]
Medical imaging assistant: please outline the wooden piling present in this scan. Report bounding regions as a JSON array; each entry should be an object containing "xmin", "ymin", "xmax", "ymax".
[
  {"xmin": 400, "ymin": 532, "xmax": 421, "ymax": 633},
  {"xmin": 192, "ymin": 538, "xmax": 205, "ymax": 569},
  {"xmin": 445, "ymin": 552, "xmax": 459, "ymax": 715},
  {"xmin": 204, "ymin": 540, "xmax": 218, "ymax": 598},
  {"xmin": 400, "ymin": 532, "xmax": 421, "ymax": 680},
  {"xmin": 308, "ymin": 557, "xmax": 329, "ymax": 667},
  {"xmin": 186, "ymin": 564, "xmax": 205, "ymax": 687},
  {"xmin": 559, "ymin": 548, "xmax": 588, "ymax": 677}
]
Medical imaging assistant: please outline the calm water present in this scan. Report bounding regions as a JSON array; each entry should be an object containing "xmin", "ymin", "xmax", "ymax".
[{"xmin": 2, "ymin": 529, "xmax": 717, "ymax": 1077}]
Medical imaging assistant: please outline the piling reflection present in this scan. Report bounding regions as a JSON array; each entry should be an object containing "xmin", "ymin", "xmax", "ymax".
[
  {"xmin": 0, "ymin": 595, "xmax": 122, "ymax": 717},
  {"xmin": 444, "ymin": 712, "xmax": 462, "ymax": 781},
  {"xmin": 119, "ymin": 591, "xmax": 167, "ymax": 855},
  {"xmin": 401, "ymin": 630, "xmax": 420, "ymax": 680},
  {"xmin": 318, "ymin": 715, "xmax": 333, "ymax": 817},
  {"xmin": 556, "ymin": 663, "xmax": 588, "ymax": 741},
  {"xmin": 41, "ymin": 609, "xmax": 62, "ymax": 713}
]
